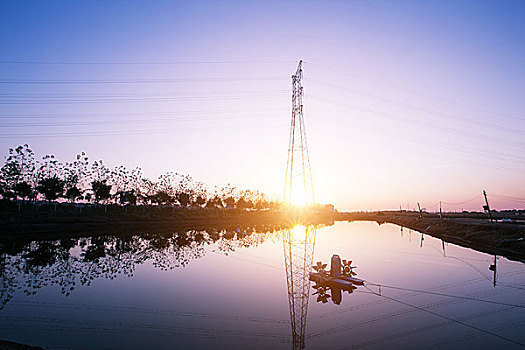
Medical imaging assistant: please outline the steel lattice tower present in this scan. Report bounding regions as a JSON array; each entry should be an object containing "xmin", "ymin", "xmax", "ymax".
[
  {"xmin": 284, "ymin": 60, "xmax": 315, "ymax": 207},
  {"xmin": 283, "ymin": 225, "xmax": 317, "ymax": 350},
  {"xmin": 282, "ymin": 61, "xmax": 317, "ymax": 349}
]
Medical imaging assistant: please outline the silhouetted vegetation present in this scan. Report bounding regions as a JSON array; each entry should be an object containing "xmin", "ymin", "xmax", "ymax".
[{"xmin": 0, "ymin": 144, "xmax": 280, "ymax": 210}]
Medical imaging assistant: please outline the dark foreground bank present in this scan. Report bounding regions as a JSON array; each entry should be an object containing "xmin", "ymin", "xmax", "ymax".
[{"xmin": 0, "ymin": 340, "xmax": 44, "ymax": 350}]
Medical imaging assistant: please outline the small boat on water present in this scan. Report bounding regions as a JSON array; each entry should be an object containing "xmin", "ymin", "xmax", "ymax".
[
  {"xmin": 309, "ymin": 254, "xmax": 365, "ymax": 288},
  {"xmin": 309, "ymin": 272, "xmax": 364, "ymax": 287},
  {"xmin": 310, "ymin": 255, "xmax": 365, "ymax": 304}
]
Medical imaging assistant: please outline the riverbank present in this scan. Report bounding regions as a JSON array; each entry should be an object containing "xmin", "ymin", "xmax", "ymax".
[
  {"xmin": 0, "ymin": 202, "xmax": 335, "ymax": 236},
  {"xmin": 4, "ymin": 202, "xmax": 525, "ymax": 263},
  {"xmin": 339, "ymin": 211, "xmax": 525, "ymax": 262}
]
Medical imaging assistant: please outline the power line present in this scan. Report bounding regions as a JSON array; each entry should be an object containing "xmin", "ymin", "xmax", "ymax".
[
  {"xmin": 309, "ymin": 94, "xmax": 525, "ymax": 152},
  {"xmin": 310, "ymin": 270, "xmax": 525, "ymax": 325},
  {"xmin": 305, "ymin": 61, "xmax": 524, "ymax": 122},
  {"xmin": 0, "ymin": 115, "xmax": 277, "ymax": 128},
  {"xmin": 422, "ymin": 319, "xmax": 525, "ymax": 349},
  {"xmin": 305, "ymin": 77, "xmax": 525, "ymax": 133},
  {"xmin": 491, "ymin": 193, "xmax": 525, "ymax": 203},
  {"xmin": 342, "ymin": 305, "xmax": 518, "ymax": 350},
  {"xmin": 0, "ymin": 60, "xmax": 297, "ymax": 65},
  {"xmin": 0, "ymin": 125, "xmax": 282, "ymax": 139},
  {"xmin": 0, "ymin": 77, "xmax": 287, "ymax": 84},
  {"xmin": 307, "ymin": 94, "xmax": 525, "ymax": 172},
  {"xmin": 443, "ymin": 194, "xmax": 483, "ymax": 206},
  {"xmin": 0, "ymin": 315, "xmax": 288, "ymax": 342},
  {"xmin": 363, "ymin": 285, "xmax": 525, "ymax": 348},
  {"xmin": 0, "ymin": 109, "xmax": 287, "ymax": 119},
  {"xmin": 396, "ymin": 135, "xmax": 525, "ymax": 175},
  {"xmin": 0, "ymin": 90, "xmax": 289, "ymax": 98},
  {"xmin": 364, "ymin": 282, "xmax": 525, "ymax": 309},
  {"xmin": 11, "ymin": 300, "xmax": 287, "ymax": 324},
  {"xmin": 211, "ymin": 250, "xmax": 282, "ymax": 271},
  {"xmin": 0, "ymin": 94, "xmax": 287, "ymax": 105},
  {"xmin": 396, "ymin": 129, "xmax": 525, "ymax": 167},
  {"xmin": 307, "ymin": 95, "xmax": 525, "ymax": 173},
  {"xmin": 308, "ymin": 283, "xmax": 515, "ymax": 339}
]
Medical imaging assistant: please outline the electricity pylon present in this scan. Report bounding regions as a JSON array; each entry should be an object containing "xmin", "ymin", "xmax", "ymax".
[
  {"xmin": 283, "ymin": 225, "xmax": 316, "ymax": 349},
  {"xmin": 282, "ymin": 61, "xmax": 317, "ymax": 349},
  {"xmin": 283, "ymin": 60, "xmax": 315, "ymax": 207}
]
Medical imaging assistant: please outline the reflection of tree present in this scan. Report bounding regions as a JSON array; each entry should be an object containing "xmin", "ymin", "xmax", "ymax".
[
  {"xmin": 0, "ymin": 248, "xmax": 17, "ymax": 308},
  {"xmin": 0, "ymin": 224, "xmax": 285, "ymax": 309},
  {"xmin": 216, "ymin": 225, "xmax": 282, "ymax": 254}
]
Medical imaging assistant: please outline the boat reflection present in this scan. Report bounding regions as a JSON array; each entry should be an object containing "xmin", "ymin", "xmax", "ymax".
[
  {"xmin": 309, "ymin": 255, "xmax": 364, "ymax": 306},
  {"xmin": 312, "ymin": 282, "xmax": 357, "ymax": 305}
]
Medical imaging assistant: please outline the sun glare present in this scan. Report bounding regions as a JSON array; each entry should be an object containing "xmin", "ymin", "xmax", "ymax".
[
  {"xmin": 291, "ymin": 224, "xmax": 307, "ymax": 241},
  {"xmin": 291, "ymin": 189, "xmax": 307, "ymax": 207}
]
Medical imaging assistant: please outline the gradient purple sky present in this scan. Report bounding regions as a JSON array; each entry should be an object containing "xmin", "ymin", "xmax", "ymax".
[{"xmin": 1, "ymin": 1, "xmax": 524, "ymax": 211}]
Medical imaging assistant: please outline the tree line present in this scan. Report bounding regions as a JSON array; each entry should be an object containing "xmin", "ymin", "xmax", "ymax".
[{"xmin": 0, "ymin": 144, "xmax": 279, "ymax": 210}]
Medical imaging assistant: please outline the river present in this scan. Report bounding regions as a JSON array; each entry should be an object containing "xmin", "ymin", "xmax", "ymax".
[{"xmin": 1, "ymin": 221, "xmax": 524, "ymax": 349}]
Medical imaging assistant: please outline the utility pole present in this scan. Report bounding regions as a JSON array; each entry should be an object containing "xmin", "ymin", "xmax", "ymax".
[
  {"xmin": 483, "ymin": 190, "xmax": 493, "ymax": 223},
  {"xmin": 439, "ymin": 201, "xmax": 443, "ymax": 221},
  {"xmin": 417, "ymin": 202, "xmax": 423, "ymax": 218}
]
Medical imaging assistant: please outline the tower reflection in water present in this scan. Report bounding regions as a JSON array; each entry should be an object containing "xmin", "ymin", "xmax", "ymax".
[
  {"xmin": 283, "ymin": 225, "xmax": 364, "ymax": 349},
  {"xmin": 282, "ymin": 224, "xmax": 316, "ymax": 350}
]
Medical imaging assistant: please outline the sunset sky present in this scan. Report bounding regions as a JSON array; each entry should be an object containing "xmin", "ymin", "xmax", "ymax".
[{"xmin": 1, "ymin": 1, "xmax": 524, "ymax": 211}]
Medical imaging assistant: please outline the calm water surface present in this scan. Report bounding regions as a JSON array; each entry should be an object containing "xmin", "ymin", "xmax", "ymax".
[{"xmin": 1, "ymin": 221, "xmax": 524, "ymax": 349}]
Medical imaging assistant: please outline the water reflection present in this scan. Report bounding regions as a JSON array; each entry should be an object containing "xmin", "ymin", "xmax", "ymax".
[
  {"xmin": 0, "ymin": 224, "xmax": 286, "ymax": 310},
  {"xmin": 310, "ymin": 255, "xmax": 363, "ymax": 306},
  {"xmin": 1, "ymin": 221, "xmax": 523, "ymax": 349},
  {"xmin": 281, "ymin": 225, "xmax": 367, "ymax": 349},
  {"xmin": 282, "ymin": 225, "xmax": 316, "ymax": 350}
]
